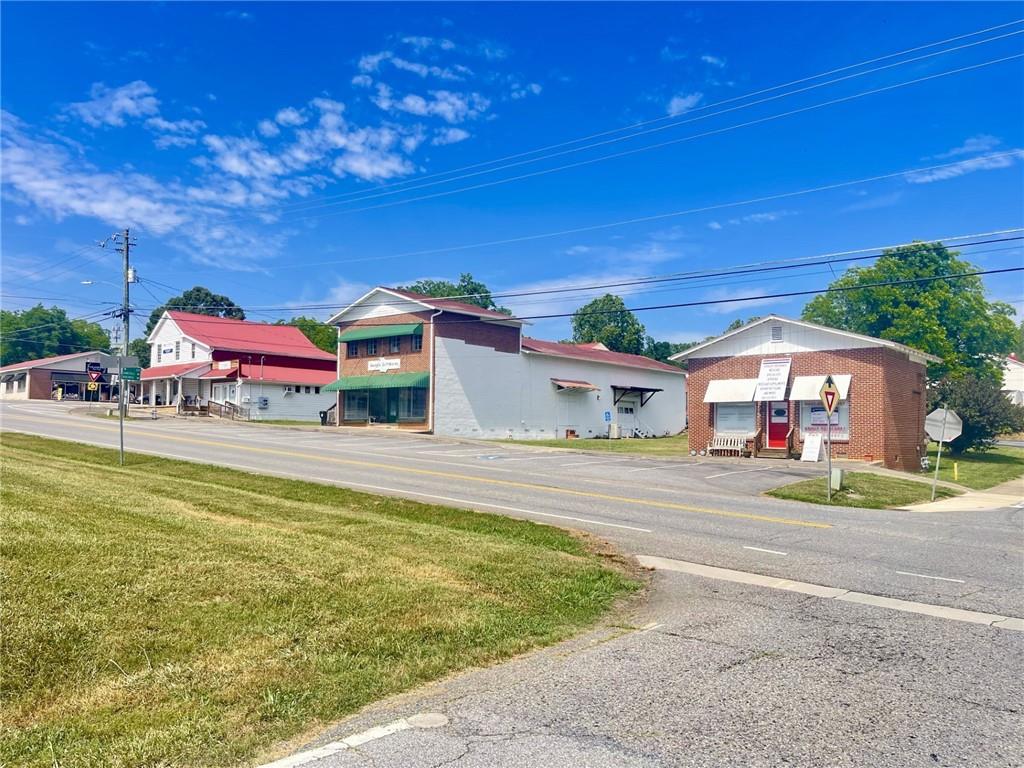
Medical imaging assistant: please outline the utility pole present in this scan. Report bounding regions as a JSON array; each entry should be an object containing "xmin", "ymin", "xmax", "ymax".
[{"xmin": 114, "ymin": 228, "xmax": 136, "ymax": 466}]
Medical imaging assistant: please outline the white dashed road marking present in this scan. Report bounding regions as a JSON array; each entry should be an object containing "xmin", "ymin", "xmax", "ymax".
[
  {"xmin": 895, "ymin": 570, "xmax": 966, "ymax": 584},
  {"xmin": 743, "ymin": 545, "xmax": 788, "ymax": 556}
]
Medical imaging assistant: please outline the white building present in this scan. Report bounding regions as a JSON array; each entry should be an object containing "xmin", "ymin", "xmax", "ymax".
[
  {"xmin": 142, "ymin": 311, "xmax": 337, "ymax": 421},
  {"xmin": 1004, "ymin": 355, "xmax": 1024, "ymax": 406},
  {"xmin": 326, "ymin": 287, "xmax": 687, "ymax": 439}
]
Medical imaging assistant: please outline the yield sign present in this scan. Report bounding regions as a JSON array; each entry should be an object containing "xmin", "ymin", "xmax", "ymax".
[
  {"xmin": 88, "ymin": 370, "xmax": 104, "ymax": 382},
  {"xmin": 819, "ymin": 375, "xmax": 840, "ymax": 415}
]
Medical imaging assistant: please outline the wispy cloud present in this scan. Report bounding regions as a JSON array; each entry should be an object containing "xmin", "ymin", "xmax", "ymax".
[
  {"xmin": 700, "ymin": 54, "xmax": 726, "ymax": 68},
  {"xmin": 66, "ymin": 81, "xmax": 160, "ymax": 127},
  {"xmin": 432, "ymin": 127, "xmax": 470, "ymax": 145},
  {"xmin": 933, "ymin": 134, "xmax": 1001, "ymax": 160},
  {"xmin": 707, "ymin": 210, "xmax": 798, "ymax": 229},
  {"xmin": 906, "ymin": 149, "xmax": 1023, "ymax": 184},
  {"xmin": 702, "ymin": 287, "xmax": 781, "ymax": 315},
  {"xmin": 666, "ymin": 92, "xmax": 703, "ymax": 117}
]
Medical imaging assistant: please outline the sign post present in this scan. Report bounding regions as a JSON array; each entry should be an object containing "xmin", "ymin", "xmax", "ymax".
[
  {"xmin": 819, "ymin": 375, "xmax": 841, "ymax": 501},
  {"xmin": 925, "ymin": 407, "xmax": 963, "ymax": 501}
]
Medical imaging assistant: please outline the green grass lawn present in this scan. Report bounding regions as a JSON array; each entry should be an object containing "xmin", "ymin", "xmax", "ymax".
[
  {"xmin": 509, "ymin": 432, "xmax": 689, "ymax": 457},
  {"xmin": 923, "ymin": 445, "xmax": 1024, "ymax": 490},
  {"xmin": 1, "ymin": 433, "xmax": 637, "ymax": 768},
  {"xmin": 766, "ymin": 471, "xmax": 959, "ymax": 509}
]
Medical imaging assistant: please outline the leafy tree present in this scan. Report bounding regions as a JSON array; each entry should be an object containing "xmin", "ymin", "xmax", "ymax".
[
  {"xmin": 802, "ymin": 241, "xmax": 1017, "ymax": 380},
  {"xmin": 398, "ymin": 273, "xmax": 510, "ymax": 315},
  {"xmin": 571, "ymin": 294, "xmax": 647, "ymax": 355},
  {"xmin": 277, "ymin": 316, "xmax": 336, "ymax": 354},
  {"xmin": 643, "ymin": 337, "xmax": 695, "ymax": 366},
  {"xmin": 128, "ymin": 338, "xmax": 151, "ymax": 368},
  {"xmin": 144, "ymin": 286, "xmax": 245, "ymax": 336},
  {"xmin": 928, "ymin": 374, "xmax": 1024, "ymax": 454},
  {"xmin": 723, "ymin": 316, "xmax": 763, "ymax": 333},
  {"xmin": 1017, "ymin": 320, "xmax": 1024, "ymax": 360},
  {"xmin": 0, "ymin": 305, "xmax": 110, "ymax": 366}
]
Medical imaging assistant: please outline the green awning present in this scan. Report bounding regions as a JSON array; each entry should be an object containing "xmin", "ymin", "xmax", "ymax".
[
  {"xmin": 323, "ymin": 372, "xmax": 430, "ymax": 391},
  {"xmin": 339, "ymin": 323, "xmax": 423, "ymax": 342}
]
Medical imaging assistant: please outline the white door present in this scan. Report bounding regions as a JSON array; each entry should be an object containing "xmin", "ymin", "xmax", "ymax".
[{"xmin": 616, "ymin": 399, "xmax": 639, "ymax": 437}]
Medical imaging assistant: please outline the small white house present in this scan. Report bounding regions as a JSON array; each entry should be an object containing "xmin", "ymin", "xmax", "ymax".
[{"xmin": 1004, "ymin": 355, "xmax": 1024, "ymax": 406}]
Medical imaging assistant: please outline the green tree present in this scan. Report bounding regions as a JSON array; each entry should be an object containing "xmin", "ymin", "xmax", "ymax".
[
  {"xmin": 0, "ymin": 305, "xmax": 110, "ymax": 366},
  {"xmin": 723, "ymin": 316, "xmax": 762, "ymax": 333},
  {"xmin": 277, "ymin": 316, "xmax": 336, "ymax": 354},
  {"xmin": 128, "ymin": 338, "xmax": 151, "ymax": 368},
  {"xmin": 398, "ymin": 273, "xmax": 510, "ymax": 314},
  {"xmin": 144, "ymin": 286, "xmax": 245, "ymax": 336},
  {"xmin": 928, "ymin": 374, "xmax": 1024, "ymax": 454},
  {"xmin": 802, "ymin": 241, "xmax": 1017, "ymax": 380},
  {"xmin": 643, "ymin": 337, "xmax": 695, "ymax": 366},
  {"xmin": 571, "ymin": 294, "xmax": 647, "ymax": 355},
  {"xmin": 1017, "ymin": 320, "xmax": 1024, "ymax": 359}
]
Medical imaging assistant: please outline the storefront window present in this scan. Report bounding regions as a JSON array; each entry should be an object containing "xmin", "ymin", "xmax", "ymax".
[
  {"xmin": 398, "ymin": 387, "xmax": 427, "ymax": 420},
  {"xmin": 345, "ymin": 391, "xmax": 369, "ymax": 419},
  {"xmin": 714, "ymin": 402, "xmax": 755, "ymax": 434},
  {"xmin": 799, "ymin": 401, "xmax": 850, "ymax": 441}
]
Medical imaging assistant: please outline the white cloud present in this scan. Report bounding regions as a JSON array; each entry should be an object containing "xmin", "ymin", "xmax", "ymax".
[
  {"xmin": 374, "ymin": 85, "xmax": 489, "ymax": 124},
  {"xmin": 359, "ymin": 51, "xmax": 391, "ymax": 73},
  {"xmin": 257, "ymin": 119, "xmax": 280, "ymax": 138},
  {"xmin": 707, "ymin": 221, "xmax": 723, "ymax": 230},
  {"xmin": 351, "ymin": 74, "xmax": 373, "ymax": 88},
  {"xmin": 667, "ymin": 92, "xmax": 703, "ymax": 117},
  {"xmin": 432, "ymin": 127, "xmax": 470, "ymax": 145},
  {"xmin": 275, "ymin": 107, "xmax": 307, "ymax": 127},
  {"xmin": 701, "ymin": 54, "xmax": 726, "ymax": 68},
  {"xmin": 510, "ymin": 82, "xmax": 543, "ymax": 100},
  {"xmin": 402, "ymin": 36, "xmax": 455, "ymax": 52},
  {"xmin": 905, "ymin": 150, "xmax": 1023, "ymax": 184},
  {"xmin": 331, "ymin": 150, "xmax": 412, "ymax": 181},
  {"xmin": 703, "ymin": 287, "xmax": 780, "ymax": 315},
  {"xmin": 660, "ymin": 46, "xmax": 686, "ymax": 63},
  {"xmin": 933, "ymin": 134, "xmax": 1001, "ymax": 159},
  {"xmin": 145, "ymin": 116, "xmax": 205, "ymax": 134},
  {"xmin": 67, "ymin": 80, "xmax": 160, "ymax": 127},
  {"xmin": 202, "ymin": 135, "xmax": 286, "ymax": 179},
  {"xmin": 14, "ymin": 214, "xmax": 31, "ymax": 226}
]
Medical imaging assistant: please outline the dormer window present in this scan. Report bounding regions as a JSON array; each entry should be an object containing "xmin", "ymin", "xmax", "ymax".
[{"xmin": 770, "ymin": 325, "xmax": 783, "ymax": 342}]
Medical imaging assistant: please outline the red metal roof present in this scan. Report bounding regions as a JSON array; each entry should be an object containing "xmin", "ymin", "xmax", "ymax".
[
  {"xmin": 522, "ymin": 337, "xmax": 684, "ymax": 374},
  {"xmin": 385, "ymin": 287, "xmax": 520, "ymax": 321},
  {"xmin": 164, "ymin": 311, "xmax": 336, "ymax": 360},
  {"xmin": 550, "ymin": 378, "xmax": 599, "ymax": 391},
  {"xmin": 0, "ymin": 351, "xmax": 97, "ymax": 373},
  {"xmin": 141, "ymin": 362, "xmax": 211, "ymax": 380},
  {"xmin": 202, "ymin": 362, "xmax": 336, "ymax": 386}
]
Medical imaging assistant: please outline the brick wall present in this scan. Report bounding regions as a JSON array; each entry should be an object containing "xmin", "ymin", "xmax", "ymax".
[
  {"xmin": 687, "ymin": 348, "xmax": 927, "ymax": 471},
  {"xmin": 28, "ymin": 370, "xmax": 52, "ymax": 400},
  {"xmin": 434, "ymin": 312, "xmax": 521, "ymax": 353}
]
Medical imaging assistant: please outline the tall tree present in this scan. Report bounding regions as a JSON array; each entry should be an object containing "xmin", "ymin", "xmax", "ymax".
[
  {"xmin": 643, "ymin": 338, "xmax": 695, "ymax": 366},
  {"xmin": 144, "ymin": 286, "xmax": 245, "ymax": 336},
  {"xmin": 0, "ymin": 305, "xmax": 110, "ymax": 366},
  {"xmin": 398, "ymin": 273, "xmax": 510, "ymax": 314},
  {"xmin": 571, "ymin": 294, "xmax": 647, "ymax": 355},
  {"xmin": 801, "ymin": 241, "xmax": 1017, "ymax": 380},
  {"xmin": 277, "ymin": 316, "xmax": 336, "ymax": 354},
  {"xmin": 128, "ymin": 338, "xmax": 151, "ymax": 368}
]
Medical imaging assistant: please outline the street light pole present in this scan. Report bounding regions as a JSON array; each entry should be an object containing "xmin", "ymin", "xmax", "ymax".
[{"xmin": 116, "ymin": 229, "xmax": 133, "ymax": 466}]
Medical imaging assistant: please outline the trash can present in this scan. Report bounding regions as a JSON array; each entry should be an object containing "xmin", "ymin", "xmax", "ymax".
[{"xmin": 319, "ymin": 410, "xmax": 329, "ymax": 426}]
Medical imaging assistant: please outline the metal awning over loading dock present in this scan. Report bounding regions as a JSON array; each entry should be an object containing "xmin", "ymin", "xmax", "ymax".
[{"xmin": 612, "ymin": 385, "xmax": 663, "ymax": 406}]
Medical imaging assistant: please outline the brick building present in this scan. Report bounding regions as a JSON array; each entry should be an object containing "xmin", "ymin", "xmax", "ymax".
[
  {"xmin": 670, "ymin": 315, "xmax": 939, "ymax": 471},
  {"xmin": 326, "ymin": 287, "xmax": 687, "ymax": 438}
]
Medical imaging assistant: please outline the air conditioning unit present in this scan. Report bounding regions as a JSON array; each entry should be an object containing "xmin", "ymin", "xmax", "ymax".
[
  {"xmin": 607, "ymin": 423, "xmax": 621, "ymax": 439},
  {"xmin": 257, "ymin": 397, "xmax": 270, "ymax": 409}
]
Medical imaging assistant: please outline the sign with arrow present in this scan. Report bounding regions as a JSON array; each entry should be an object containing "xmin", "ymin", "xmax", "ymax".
[{"xmin": 819, "ymin": 375, "xmax": 841, "ymax": 416}]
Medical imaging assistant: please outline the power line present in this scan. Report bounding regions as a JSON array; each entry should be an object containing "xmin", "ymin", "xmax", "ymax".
[
  {"xmin": 236, "ymin": 29, "xmax": 1024, "ymax": 221},
  {"xmin": 219, "ymin": 19, "xmax": 1024, "ymax": 220},
  {"xmin": 271, "ymin": 53, "xmax": 1024, "ymax": 225}
]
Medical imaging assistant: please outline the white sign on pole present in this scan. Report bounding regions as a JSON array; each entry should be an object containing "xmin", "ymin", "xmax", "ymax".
[
  {"xmin": 368, "ymin": 357, "xmax": 401, "ymax": 372},
  {"xmin": 754, "ymin": 358, "xmax": 792, "ymax": 401},
  {"xmin": 925, "ymin": 408, "xmax": 963, "ymax": 443},
  {"xmin": 800, "ymin": 433, "xmax": 824, "ymax": 462}
]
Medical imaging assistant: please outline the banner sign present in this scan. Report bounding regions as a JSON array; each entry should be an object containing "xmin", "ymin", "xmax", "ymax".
[{"xmin": 368, "ymin": 358, "xmax": 401, "ymax": 372}]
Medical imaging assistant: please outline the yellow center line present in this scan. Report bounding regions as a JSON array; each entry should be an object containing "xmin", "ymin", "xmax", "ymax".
[{"xmin": 1, "ymin": 414, "xmax": 831, "ymax": 529}]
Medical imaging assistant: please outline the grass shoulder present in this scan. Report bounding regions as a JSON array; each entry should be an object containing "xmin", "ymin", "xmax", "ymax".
[
  {"xmin": 922, "ymin": 444, "xmax": 1024, "ymax": 490},
  {"xmin": 508, "ymin": 432, "xmax": 689, "ymax": 457},
  {"xmin": 1, "ymin": 432, "xmax": 638, "ymax": 768},
  {"xmin": 766, "ymin": 471, "xmax": 960, "ymax": 509}
]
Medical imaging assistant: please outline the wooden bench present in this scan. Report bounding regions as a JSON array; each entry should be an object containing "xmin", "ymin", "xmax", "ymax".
[{"xmin": 708, "ymin": 433, "xmax": 752, "ymax": 457}]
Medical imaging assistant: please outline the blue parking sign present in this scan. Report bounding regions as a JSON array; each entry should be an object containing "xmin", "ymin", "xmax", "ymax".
[{"xmin": 604, "ymin": 410, "xmax": 612, "ymax": 422}]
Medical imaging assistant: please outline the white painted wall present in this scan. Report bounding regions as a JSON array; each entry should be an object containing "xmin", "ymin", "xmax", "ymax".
[
  {"xmin": 240, "ymin": 381, "xmax": 335, "ymax": 421},
  {"xmin": 148, "ymin": 316, "xmax": 212, "ymax": 366},
  {"xmin": 433, "ymin": 336, "xmax": 687, "ymax": 439},
  {"xmin": 685, "ymin": 320, "xmax": 882, "ymax": 359},
  {"xmin": 1004, "ymin": 359, "xmax": 1024, "ymax": 406}
]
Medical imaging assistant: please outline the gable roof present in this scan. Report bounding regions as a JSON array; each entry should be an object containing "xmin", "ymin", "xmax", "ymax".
[
  {"xmin": 328, "ymin": 286, "xmax": 523, "ymax": 325},
  {"xmin": 521, "ymin": 337, "xmax": 684, "ymax": 374},
  {"xmin": 156, "ymin": 311, "xmax": 335, "ymax": 360},
  {"xmin": 668, "ymin": 314, "xmax": 941, "ymax": 363},
  {"xmin": 0, "ymin": 351, "xmax": 100, "ymax": 373}
]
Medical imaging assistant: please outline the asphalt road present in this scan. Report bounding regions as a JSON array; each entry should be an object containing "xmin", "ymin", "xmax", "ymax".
[{"xmin": 3, "ymin": 402, "xmax": 1022, "ymax": 767}]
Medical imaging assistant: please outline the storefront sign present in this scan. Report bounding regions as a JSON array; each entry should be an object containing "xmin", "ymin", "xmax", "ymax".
[
  {"xmin": 800, "ymin": 402, "xmax": 850, "ymax": 441},
  {"xmin": 800, "ymin": 433, "xmax": 823, "ymax": 462},
  {"xmin": 368, "ymin": 357, "xmax": 401, "ymax": 372},
  {"xmin": 754, "ymin": 358, "xmax": 791, "ymax": 401}
]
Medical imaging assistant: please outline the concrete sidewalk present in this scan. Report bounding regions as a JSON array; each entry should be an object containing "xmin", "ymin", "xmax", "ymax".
[{"xmin": 898, "ymin": 483, "xmax": 1023, "ymax": 513}]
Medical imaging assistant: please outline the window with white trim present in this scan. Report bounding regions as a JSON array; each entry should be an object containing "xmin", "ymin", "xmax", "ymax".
[
  {"xmin": 366, "ymin": 339, "xmax": 378, "ymax": 356},
  {"xmin": 156, "ymin": 345, "xmax": 162, "ymax": 364},
  {"xmin": 770, "ymin": 325, "xmax": 783, "ymax": 342},
  {"xmin": 347, "ymin": 342, "xmax": 359, "ymax": 357},
  {"xmin": 412, "ymin": 334, "xmax": 423, "ymax": 352},
  {"xmin": 174, "ymin": 341, "xmax": 180, "ymax": 361},
  {"xmin": 191, "ymin": 342, "xmax": 196, "ymax": 359},
  {"xmin": 389, "ymin": 337, "xmax": 401, "ymax": 354},
  {"xmin": 714, "ymin": 402, "xmax": 756, "ymax": 434}
]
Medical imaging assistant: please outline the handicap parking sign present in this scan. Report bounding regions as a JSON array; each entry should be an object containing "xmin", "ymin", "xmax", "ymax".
[{"xmin": 604, "ymin": 410, "xmax": 611, "ymax": 422}]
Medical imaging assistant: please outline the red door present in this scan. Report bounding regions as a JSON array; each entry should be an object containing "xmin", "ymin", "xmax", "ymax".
[{"xmin": 767, "ymin": 401, "xmax": 789, "ymax": 448}]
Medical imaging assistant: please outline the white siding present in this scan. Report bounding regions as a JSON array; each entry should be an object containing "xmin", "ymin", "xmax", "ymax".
[
  {"xmin": 686, "ymin": 321, "xmax": 880, "ymax": 359},
  {"xmin": 336, "ymin": 297, "xmax": 426, "ymax": 322},
  {"xmin": 1004, "ymin": 359, "xmax": 1024, "ymax": 405},
  {"xmin": 149, "ymin": 316, "xmax": 212, "ymax": 365},
  {"xmin": 433, "ymin": 336, "xmax": 686, "ymax": 439},
  {"xmin": 240, "ymin": 381, "xmax": 335, "ymax": 421}
]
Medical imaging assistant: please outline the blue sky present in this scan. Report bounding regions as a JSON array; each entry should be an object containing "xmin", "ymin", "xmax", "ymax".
[{"xmin": 2, "ymin": 2, "xmax": 1022, "ymax": 345}]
